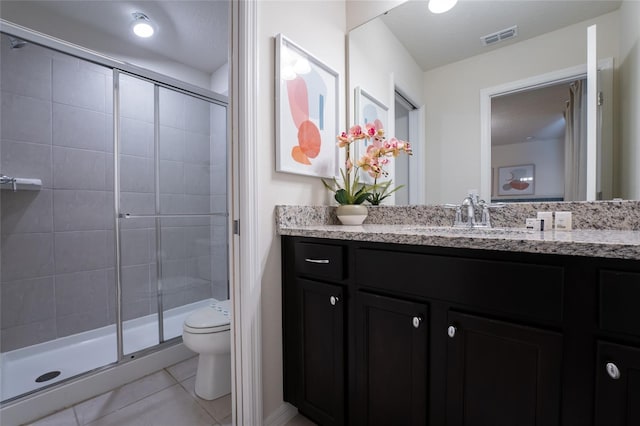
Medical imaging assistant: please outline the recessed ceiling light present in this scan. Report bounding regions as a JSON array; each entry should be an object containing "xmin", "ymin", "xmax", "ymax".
[
  {"xmin": 132, "ymin": 12, "xmax": 154, "ymax": 38},
  {"xmin": 428, "ymin": 0, "xmax": 458, "ymax": 14}
]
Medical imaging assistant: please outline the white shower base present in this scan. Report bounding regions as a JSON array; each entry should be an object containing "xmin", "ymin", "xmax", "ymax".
[{"xmin": 0, "ymin": 298, "xmax": 214, "ymax": 402}]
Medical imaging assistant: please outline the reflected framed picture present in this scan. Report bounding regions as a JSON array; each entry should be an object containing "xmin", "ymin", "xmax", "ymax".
[
  {"xmin": 497, "ymin": 164, "xmax": 535, "ymax": 196},
  {"xmin": 275, "ymin": 33, "xmax": 339, "ymax": 178},
  {"xmin": 354, "ymin": 87, "xmax": 388, "ymax": 183}
]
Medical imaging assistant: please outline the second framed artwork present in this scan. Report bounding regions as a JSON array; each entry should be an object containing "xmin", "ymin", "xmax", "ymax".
[
  {"xmin": 275, "ymin": 33, "xmax": 339, "ymax": 178},
  {"xmin": 354, "ymin": 87, "xmax": 388, "ymax": 183},
  {"xmin": 497, "ymin": 164, "xmax": 535, "ymax": 196}
]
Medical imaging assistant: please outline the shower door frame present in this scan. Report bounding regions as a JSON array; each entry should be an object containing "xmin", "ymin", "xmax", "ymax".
[
  {"xmin": 0, "ymin": 19, "xmax": 231, "ymax": 403},
  {"xmin": 113, "ymin": 70, "xmax": 229, "ymax": 360}
]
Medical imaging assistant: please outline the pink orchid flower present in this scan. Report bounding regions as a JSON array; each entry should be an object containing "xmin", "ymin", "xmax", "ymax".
[
  {"xmin": 365, "ymin": 123, "xmax": 377, "ymax": 137},
  {"xmin": 349, "ymin": 125, "xmax": 366, "ymax": 140},
  {"xmin": 336, "ymin": 132, "xmax": 351, "ymax": 148}
]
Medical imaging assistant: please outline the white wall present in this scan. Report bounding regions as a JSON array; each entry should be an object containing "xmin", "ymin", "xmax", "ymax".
[
  {"xmin": 619, "ymin": 0, "xmax": 640, "ymax": 199},
  {"xmin": 492, "ymin": 139, "xmax": 565, "ymax": 200},
  {"xmin": 424, "ymin": 10, "xmax": 621, "ymax": 204},
  {"xmin": 256, "ymin": 0, "xmax": 346, "ymax": 418},
  {"xmin": 349, "ymin": 18, "xmax": 424, "ymax": 122},
  {"xmin": 210, "ymin": 62, "xmax": 230, "ymax": 96},
  {"xmin": 348, "ymin": 17, "xmax": 424, "ymax": 204}
]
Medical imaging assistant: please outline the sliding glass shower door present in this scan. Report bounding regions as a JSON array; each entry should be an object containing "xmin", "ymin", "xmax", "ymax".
[
  {"xmin": 116, "ymin": 74, "xmax": 228, "ymax": 356},
  {"xmin": 157, "ymin": 88, "xmax": 228, "ymax": 342},
  {"xmin": 0, "ymin": 35, "xmax": 118, "ymax": 401},
  {"xmin": 116, "ymin": 73, "xmax": 159, "ymax": 355}
]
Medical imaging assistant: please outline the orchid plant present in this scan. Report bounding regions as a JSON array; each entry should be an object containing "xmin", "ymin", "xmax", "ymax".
[
  {"xmin": 357, "ymin": 128, "xmax": 412, "ymax": 205},
  {"xmin": 322, "ymin": 123, "xmax": 412, "ymax": 205}
]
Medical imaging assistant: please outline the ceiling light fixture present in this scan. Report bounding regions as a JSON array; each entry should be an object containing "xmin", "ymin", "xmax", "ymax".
[
  {"xmin": 428, "ymin": 0, "xmax": 458, "ymax": 14},
  {"xmin": 132, "ymin": 12, "xmax": 154, "ymax": 38}
]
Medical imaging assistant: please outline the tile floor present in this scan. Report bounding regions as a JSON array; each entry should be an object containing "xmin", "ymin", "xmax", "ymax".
[
  {"xmin": 26, "ymin": 356, "xmax": 316, "ymax": 426},
  {"xmin": 26, "ymin": 356, "xmax": 230, "ymax": 426}
]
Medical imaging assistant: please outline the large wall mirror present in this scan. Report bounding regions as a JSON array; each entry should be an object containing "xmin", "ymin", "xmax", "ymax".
[{"xmin": 348, "ymin": 0, "xmax": 639, "ymax": 205}]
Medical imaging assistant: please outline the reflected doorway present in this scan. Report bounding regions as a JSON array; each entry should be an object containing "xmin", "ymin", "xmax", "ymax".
[
  {"xmin": 490, "ymin": 79, "xmax": 586, "ymax": 202},
  {"xmin": 394, "ymin": 91, "xmax": 417, "ymax": 205}
]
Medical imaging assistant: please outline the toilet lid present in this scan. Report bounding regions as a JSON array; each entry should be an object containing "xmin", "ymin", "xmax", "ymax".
[{"xmin": 184, "ymin": 301, "xmax": 231, "ymax": 332}]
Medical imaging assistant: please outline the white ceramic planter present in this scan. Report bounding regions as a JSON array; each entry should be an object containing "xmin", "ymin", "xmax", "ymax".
[{"xmin": 336, "ymin": 204, "xmax": 368, "ymax": 225}]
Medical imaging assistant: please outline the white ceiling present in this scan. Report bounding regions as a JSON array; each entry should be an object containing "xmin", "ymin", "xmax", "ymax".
[
  {"xmin": 0, "ymin": 0, "xmax": 229, "ymax": 75},
  {"xmin": 491, "ymin": 82, "xmax": 577, "ymax": 146},
  {"xmin": 380, "ymin": 0, "xmax": 622, "ymax": 71}
]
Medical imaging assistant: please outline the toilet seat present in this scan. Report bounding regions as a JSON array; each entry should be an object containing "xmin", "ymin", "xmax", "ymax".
[{"xmin": 183, "ymin": 301, "xmax": 231, "ymax": 334}]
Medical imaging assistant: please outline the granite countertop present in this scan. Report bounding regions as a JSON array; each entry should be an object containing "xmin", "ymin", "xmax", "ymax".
[
  {"xmin": 278, "ymin": 224, "xmax": 640, "ymax": 260},
  {"xmin": 276, "ymin": 203, "xmax": 640, "ymax": 261}
]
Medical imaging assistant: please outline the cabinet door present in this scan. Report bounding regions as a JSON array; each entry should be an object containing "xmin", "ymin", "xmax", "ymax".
[
  {"xmin": 446, "ymin": 311, "xmax": 562, "ymax": 426},
  {"xmin": 355, "ymin": 291, "xmax": 428, "ymax": 426},
  {"xmin": 297, "ymin": 279, "xmax": 345, "ymax": 426},
  {"xmin": 595, "ymin": 341, "xmax": 640, "ymax": 426}
]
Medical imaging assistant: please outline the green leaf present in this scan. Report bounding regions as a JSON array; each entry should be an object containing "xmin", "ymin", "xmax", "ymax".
[
  {"xmin": 321, "ymin": 178, "xmax": 336, "ymax": 193},
  {"xmin": 353, "ymin": 190, "xmax": 371, "ymax": 205},
  {"xmin": 366, "ymin": 181, "xmax": 404, "ymax": 205},
  {"xmin": 334, "ymin": 189, "xmax": 349, "ymax": 205}
]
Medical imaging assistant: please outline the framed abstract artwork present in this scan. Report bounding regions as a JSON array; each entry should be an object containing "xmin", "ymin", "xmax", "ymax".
[
  {"xmin": 497, "ymin": 164, "xmax": 535, "ymax": 196},
  {"xmin": 354, "ymin": 87, "xmax": 388, "ymax": 183},
  {"xmin": 275, "ymin": 33, "xmax": 339, "ymax": 178}
]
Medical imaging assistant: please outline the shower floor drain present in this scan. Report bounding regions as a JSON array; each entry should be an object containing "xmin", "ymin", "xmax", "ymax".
[{"xmin": 35, "ymin": 371, "xmax": 61, "ymax": 383}]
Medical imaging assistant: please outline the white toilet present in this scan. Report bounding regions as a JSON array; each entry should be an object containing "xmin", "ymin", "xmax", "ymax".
[{"xmin": 182, "ymin": 300, "xmax": 231, "ymax": 400}]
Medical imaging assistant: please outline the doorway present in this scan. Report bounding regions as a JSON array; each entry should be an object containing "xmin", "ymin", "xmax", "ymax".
[
  {"xmin": 490, "ymin": 79, "xmax": 586, "ymax": 202},
  {"xmin": 0, "ymin": 29, "xmax": 229, "ymax": 408},
  {"xmin": 394, "ymin": 90, "xmax": 420, "ymax": 204},
  {"xmin": 480, "ymin": 60, "xmax": 613, "ymax": 202}
]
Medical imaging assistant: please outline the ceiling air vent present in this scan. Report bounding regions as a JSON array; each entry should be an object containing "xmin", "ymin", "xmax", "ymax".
[{"xmin": 481, "ymin": 25, "xmax": 518, "ymax": 46}]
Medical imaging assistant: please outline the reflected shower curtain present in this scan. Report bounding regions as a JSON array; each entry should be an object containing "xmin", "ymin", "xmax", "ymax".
[{"xmin": 563, "ymin": 80, "xmax": 587, "ymax": 201}]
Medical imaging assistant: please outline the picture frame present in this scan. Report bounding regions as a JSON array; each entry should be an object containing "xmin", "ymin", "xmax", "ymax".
[
  {"xmin": 353, "ymin": 87, "xmax": 388, "ymax": 184},
  {"xmin": 275, "ymin": 33, "xmax": 339, "ymax": 178},
  {"xmin": 497, "ymin": 164, "xmax": 535, "ymax": 196}
]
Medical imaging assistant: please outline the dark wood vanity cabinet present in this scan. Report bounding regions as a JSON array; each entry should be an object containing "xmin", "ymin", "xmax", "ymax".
[
  {"xmin": 446, "ymin": 311, "xmax": 563, "ymax": 426},
  {"xmin": 355, "ymin": 292, "xmax": 428, "ymax": 425},
  {"xmin": 283, "ymin": 241, "xmax": 347, "ymax": 426},
  {"xmin": 296, "ymin": 278, "xmax": 345, "ymax": 426},
  {"xmin": 594, "ymin": 270, "xmax": 640, "ymax": 426},
  {"xmin": 594, "ymin": 341, "xmax": 640, "ymax": 426},
  {"xmin": 282, "ymin": 236, "xmax": 640, "ymax": 426}
]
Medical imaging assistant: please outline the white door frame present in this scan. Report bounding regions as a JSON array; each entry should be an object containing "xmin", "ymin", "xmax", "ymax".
[
  {"xmin": 393, "ymin": 79, "xmax": 426, "ymax": 205},
  {"xmin": 479, "ymin": 59, "xmax": 613, "ymax": 202},
  {"xmin": 231, "ymin": 0, "xmax": 262, "ymax": 425}
]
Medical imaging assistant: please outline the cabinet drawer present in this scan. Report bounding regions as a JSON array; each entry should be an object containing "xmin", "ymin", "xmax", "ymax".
[
  {"xmin": 600, "ymin": 270, "xmax": 640, "ymax": 337},
  {"xmin": 294, "ymin": 242, "xmax": 345, "ymax": 281},
  {"xmin": 356, "ymin": 248, "xmax": 564, "ymax": 323}
]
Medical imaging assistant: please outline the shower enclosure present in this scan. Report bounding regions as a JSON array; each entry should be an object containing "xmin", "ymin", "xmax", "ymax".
[{"xmin": 0, "ymin": 31, "xmax": 229, "ymax": 403}]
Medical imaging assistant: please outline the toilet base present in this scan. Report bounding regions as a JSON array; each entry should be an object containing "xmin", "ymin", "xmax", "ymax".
[{"xmin": 194, "ymin": 352, "xmax": 231, "ymax": 400}]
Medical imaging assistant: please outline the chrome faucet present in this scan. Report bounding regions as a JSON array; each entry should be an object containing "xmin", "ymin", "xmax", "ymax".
[
  {"xmin": 461, "ymin": 193, "xmax": 479, "ymax": 227},
  {"xmin": 447, "ymin": 192, "xmax": 502, "ymax": 228}
]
